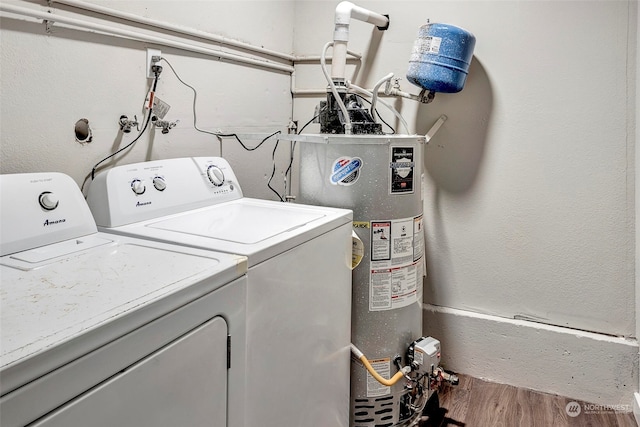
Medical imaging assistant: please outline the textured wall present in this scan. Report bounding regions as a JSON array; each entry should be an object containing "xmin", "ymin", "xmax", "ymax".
[
  {"xmin": 0, "ymin": 0, "xmax": 295, "ymax": 200},
  {"xmin": 291, "ymin": 0, "xmax": 636, "ymax": 338},
  {"xmin": 291, "ymin": 0, "xmax": 637, "ymax": 404}
]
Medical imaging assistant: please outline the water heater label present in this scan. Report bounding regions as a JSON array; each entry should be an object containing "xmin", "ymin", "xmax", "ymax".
[
  {"xmin": 366, "ymin": 358, "xmax": 391, "ymax": 397},
  {"xmin": 413, "ymin": 215, "xmax": 424, "ymax": 262},
  {"xmin": 390, "ymin": 147, "xmax": 415, "ymax": 194},
  {"xmin": 369, "ymin": 215, "xmax": 424, "ymax": 311},
  {"xmin": 371, "ymin": 221, "xmax": 391, "ymax": 261},
  {"xmin": 330, "ymin": 156, "xmax": 362, "ymax": 186}
]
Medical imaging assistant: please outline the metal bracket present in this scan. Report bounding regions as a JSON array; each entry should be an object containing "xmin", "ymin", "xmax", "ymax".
[{"xmin": 425, "ymin": 115, "xmax": 447, "ymax": 143}]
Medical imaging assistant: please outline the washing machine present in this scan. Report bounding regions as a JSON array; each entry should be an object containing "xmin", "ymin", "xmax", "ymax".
[
  {"xmin": 0, "ymin": 172, "xmax": 248, "ymax": 427},
  {"xmin": 86, "ymin": 156, "xmax": 354, "ymax": 427}
]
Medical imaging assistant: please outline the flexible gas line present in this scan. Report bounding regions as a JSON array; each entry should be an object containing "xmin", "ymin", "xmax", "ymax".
[{"xmin": 350, "ymin": 344, "xmax": 411, "ymax": 387}]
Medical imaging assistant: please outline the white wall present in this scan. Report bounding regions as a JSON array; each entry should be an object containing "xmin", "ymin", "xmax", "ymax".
[
  {"xmin": 292, "ymin": 0, "xmax": 637, "ymax": 405},
  {"xmin": 0, "ymin": 0, "xmax": 295, "ymax": 200}
]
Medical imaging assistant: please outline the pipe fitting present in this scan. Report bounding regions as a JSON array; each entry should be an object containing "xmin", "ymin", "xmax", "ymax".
[
  {"xmin": 118, "ymin": 115, "xmax": 139, "ymax": 133},
  {"xmin": 335, "ymin": 1, "xmax": 389, "ymax": 28},
  {"xmin": 331, "ymin": 2, "xmax": 389, "ymax": 81},
  {"xmin": 151, "ymin": 116, "xmax": 178, "ymax": 134}
]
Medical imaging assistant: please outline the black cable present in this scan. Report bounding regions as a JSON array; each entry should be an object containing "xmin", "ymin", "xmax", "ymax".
[
  {"xmin": 297, "ymin": 112, "xmax": 321, "ymax": 135},
  {"xmin": 355, "ymin": 94, "xmax": 396, "ymax": 134},
  {"xmin": 162, "ymin": 56, "xmax": 287, "ymax": 200},
  {"xmin": 267, "ymin": 138, "xmax": 284, "ymax": 201},
  {"xmin": 90, "ymin": 112, "xmax": 153, "ymax": 180},
  {"xmin": 284, "ymin": 141, "xmax": 296, "ymax": 178},
  {"xmin": 160, "ymin": 58, "xmax": 280, "ymax": 151},
  {"xmin": 281, "ymin": 109, "xmax": 323, "ymax": 185},
  {"xmin": 377, "ymin": 112, "xmax": 395, "ymax": 134},
  {"xmin": 162, "ymin": 56, "xmax": 281, "ymax": 151},
  {"xmin": 217, "ymin": 130, "xmax": 281, "ymax": 151},
  {"xmin": 90, "ymin": 72, "xmax": 160, "ymax": 180},
  {"xmin": 160, "ymin": 57, "xmax": 218, "ymax": 138}
]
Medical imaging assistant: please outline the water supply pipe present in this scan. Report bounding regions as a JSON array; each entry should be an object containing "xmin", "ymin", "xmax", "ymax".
[
  {"xmin": 0, "ymin": 3, "xmax": 294, "ymax": 73},
  {"xmin": 331, "ymin": 1, "xmax": 389, "ymax": 80},
  {"xmin": 370, "ymin": 72, "xmax": 394, "ymax": 122},
  {"xmin": 324, "ymin": 2, "xmax": 389, "ymax": 134},
  {"xmin": 50, "ymin": 0, "xmax": 295, "ymax": 62}
]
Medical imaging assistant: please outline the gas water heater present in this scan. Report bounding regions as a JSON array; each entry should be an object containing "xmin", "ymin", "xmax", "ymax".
[
  {"xmin": 294, "ymin": 134, "xmax": 433, "ymax": 426},
  {"xmin": 290, "ymin": 3, "xmax": 475, "ymax": 426}
]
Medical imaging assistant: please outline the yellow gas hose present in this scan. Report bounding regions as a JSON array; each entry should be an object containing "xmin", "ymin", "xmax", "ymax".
[{"xmin": 350, "ymin": 344, "xmax": 411, "ymax": 387}]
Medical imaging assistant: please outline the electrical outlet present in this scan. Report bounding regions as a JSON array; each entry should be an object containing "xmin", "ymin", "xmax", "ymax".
[{"xmin": 146, "ymin": 48, "xmax": 162, "ymax": 79}]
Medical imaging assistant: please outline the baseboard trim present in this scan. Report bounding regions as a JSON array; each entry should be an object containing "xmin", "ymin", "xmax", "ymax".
[{"xmin": 423, "ymin": 304, "xmax": 638, "ymax": 406}]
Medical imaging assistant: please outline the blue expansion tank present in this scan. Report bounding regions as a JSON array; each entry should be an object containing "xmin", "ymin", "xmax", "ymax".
[{"xmin": 407, "ymin": 23, "xmax": 476, "ymax": 93}]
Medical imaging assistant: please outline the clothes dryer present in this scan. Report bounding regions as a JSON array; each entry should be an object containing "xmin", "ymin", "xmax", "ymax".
[
  {"xmin": 0, "ymin": 172, "xmax": 248, "ymax": 427},
  {"xmin": 86, "ymin": 157, "xmax": 353, "ymax": 427}
]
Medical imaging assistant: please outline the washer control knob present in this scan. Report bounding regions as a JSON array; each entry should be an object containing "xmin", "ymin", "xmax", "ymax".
[
  {"xmin": 206, "ymin": 165, "xmax": 225, "ymax": 187},
  {"xmin": 131, "ymin": 179, "xmax": 146, "ymax": 195},
  {"xmin": 153, "ymin": 176, "xmax": 167, "ymax": 191},
  {"xmin": 39, "ymin": 192, "xmax": 59, "ymax": 210}
]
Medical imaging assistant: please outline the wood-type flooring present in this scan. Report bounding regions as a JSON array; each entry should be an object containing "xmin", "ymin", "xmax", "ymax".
[{"xmin": 419, "ymin": 374, "xmax": 637, "ymax": 427}]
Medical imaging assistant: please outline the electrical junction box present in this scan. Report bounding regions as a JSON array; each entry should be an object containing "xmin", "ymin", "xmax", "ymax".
[{"xmin": 146, "ymin": 48, "xmax": 162, "ymax": 79}]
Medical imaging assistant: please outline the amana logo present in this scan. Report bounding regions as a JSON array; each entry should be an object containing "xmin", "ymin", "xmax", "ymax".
[
  {"xmin": 136, "ymin": 201, "xmax": 152, "ymax": 207},
  {"xmin": 43, "ymin": 218, "xmax": 66, "ymax": 226}
]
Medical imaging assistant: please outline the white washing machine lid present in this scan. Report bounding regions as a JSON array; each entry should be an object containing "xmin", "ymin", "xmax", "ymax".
[
  {"xmin": 104, "ymin": 198, "xmax": 352, "ymax": 267},
  {"xmin": 0, "ymin": 231, "xmax": 247, "ymax": 396},
  {"xmin": 148, "ymin": 200, "xmax": 324, "ymax": 244}
]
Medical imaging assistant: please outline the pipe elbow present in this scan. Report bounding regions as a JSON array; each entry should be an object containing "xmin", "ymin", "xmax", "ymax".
[
  {"xmin": 331, "ymin": 2, "xmax": 389, "ymax": 79},
  {"xmin": 334, "ymin": 1, "xmax": 389, "ymax": 29},
  {"xmin": 334, "ymin": 1, "xmax": 354, "ymax": 42},
  {"xmin": 335, "ymin": 1, "xmax": 356, "ymax": 25}
]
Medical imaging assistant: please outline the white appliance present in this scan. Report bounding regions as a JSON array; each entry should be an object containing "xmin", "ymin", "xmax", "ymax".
[
  {"xmin": 0, "ymin": 172, "xmax": 248, "ymax": 427},
  {"xmin": 86, "ymin": 156, "xmax": 354, "ymax": 427}
]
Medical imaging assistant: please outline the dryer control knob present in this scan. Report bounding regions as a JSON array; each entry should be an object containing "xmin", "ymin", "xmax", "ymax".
[
  {"xmin": 39, "ymin": 192, "xmax": 59, "ymax": 210},
  {"xmin": 153, "ymin": 176, "xmax": 167, "ymax": 191},
  {"xmin": 131, "ymin": 179, "xmax": 146, "ymax": 195},
  {"xmin": 206, "ymin": 165, "xmax": 225, "ymax": 187}
]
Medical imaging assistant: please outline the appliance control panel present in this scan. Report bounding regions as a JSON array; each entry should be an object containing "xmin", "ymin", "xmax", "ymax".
[
  {"xmin": 0, "ymin": 173, "xmax": 98, "ymax": 256},
  {"xmin": 86, "ymin": 157, "xmax": 243, "ymax": 227},
  {"xmin": 410, "ymin": 336, "xmax": 441, "ymax": 376}
]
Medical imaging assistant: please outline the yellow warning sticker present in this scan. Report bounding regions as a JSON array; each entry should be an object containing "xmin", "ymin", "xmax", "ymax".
[{"xmin": 352, "ymin": 230, "xmax": 364, "ymax": 270}]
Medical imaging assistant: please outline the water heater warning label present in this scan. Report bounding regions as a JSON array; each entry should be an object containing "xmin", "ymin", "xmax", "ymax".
[
  {"xmin": 390, "ymin": 147, "xmax": 415, "ymax": 194},
  {"xmin": 369, "ymin": 215, "xmax": 424, "ymax": 311},
  {"xmin": 371, "ymin": 221, "xmax": 391, "ymax": 261},
  {"xmin": 366, "ymin": 358, "xmax": 391, "ymax": 397}
]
